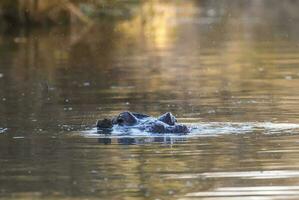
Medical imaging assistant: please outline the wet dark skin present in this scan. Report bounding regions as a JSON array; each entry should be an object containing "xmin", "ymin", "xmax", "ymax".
[{"xmin": 96, "ymin": 111, "xmax": 190, "ymax": 134}]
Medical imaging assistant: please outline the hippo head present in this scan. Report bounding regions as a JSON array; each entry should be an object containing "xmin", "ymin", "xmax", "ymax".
[{"xmin": 112, "ymin": 111, "xmax": 138, "ymax": 126}]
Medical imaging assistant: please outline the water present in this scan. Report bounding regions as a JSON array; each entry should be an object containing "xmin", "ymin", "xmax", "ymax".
[{"xmin": 1, "ymin": 0, "xmax": 299, "ymax": 199}]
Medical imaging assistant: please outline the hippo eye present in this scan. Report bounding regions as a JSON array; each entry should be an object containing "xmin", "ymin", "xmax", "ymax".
[{"xmin": 117, "ymin": 118, "xmax": 124, "ymax": 124}]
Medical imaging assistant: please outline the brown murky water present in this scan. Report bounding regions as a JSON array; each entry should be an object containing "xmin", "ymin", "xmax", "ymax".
[{"xmin": 1, "ymin": 1, "xmax": 299, "ymax": 199}]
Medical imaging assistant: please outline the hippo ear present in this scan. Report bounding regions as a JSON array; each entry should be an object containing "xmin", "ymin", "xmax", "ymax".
[
  {"xmin": 158, "ymin": 112, "xmax": 177, "ymax": 125},
  {"xmin": 117, "ymin": 111, "xmax": 138, "ymax": 125}
]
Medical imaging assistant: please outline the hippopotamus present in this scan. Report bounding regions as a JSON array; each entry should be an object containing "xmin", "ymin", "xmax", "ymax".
[{"xmin": 96, "ymin": 111, "xmax": 190, "ymax": 134}]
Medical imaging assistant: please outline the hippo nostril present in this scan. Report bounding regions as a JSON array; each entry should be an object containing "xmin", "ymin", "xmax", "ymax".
[{"xmin": 96, "ymin": 118, "xmax": 113, "ymax": 129}]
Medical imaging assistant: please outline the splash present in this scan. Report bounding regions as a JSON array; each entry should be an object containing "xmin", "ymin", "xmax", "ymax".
[
  {"xmin": 83, "ymin": 122, "xmax": 299, "ymax": 138},
  {"xmin": 0, "ymin": 128, "xmax": 7, "ymax": 134}
]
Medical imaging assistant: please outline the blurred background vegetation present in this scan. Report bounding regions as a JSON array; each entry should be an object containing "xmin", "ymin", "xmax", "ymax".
[
  {"xmin": 0, "ymin": 0, "xmax": 299, "ymax": 32},
  {"xmin": 0, "ymin": 0, "xmax": 140, "ymax": 31},
  {"xmin": 0, "ymin": 0, "xmax": 298, "ymax": 33}
]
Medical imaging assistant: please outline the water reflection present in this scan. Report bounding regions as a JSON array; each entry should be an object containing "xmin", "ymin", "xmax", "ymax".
[
  {"xmin": 1, "ymin": 0, "xmax": 299, "ymax": 200},
  {"xmin": 97, "ymin": 136, "xmax": 187, "ymax": 145},
  {"xmin": 3, "ymin": 133, "xmax": 299, "ymax": 200}
]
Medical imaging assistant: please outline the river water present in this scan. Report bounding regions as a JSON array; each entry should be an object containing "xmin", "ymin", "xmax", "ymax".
[{"xmin": 1, "ymin": 1, "xmax": 299, "ymax": 199}]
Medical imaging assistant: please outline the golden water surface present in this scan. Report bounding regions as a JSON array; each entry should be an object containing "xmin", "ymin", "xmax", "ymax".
[{"xmin": 1, "ymin": 1, "xmax": 299, "ymax": 199}]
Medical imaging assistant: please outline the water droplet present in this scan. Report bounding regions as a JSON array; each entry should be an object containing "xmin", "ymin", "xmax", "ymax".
[
  {"xmin": 208, "ymin": 110, "xmax": 215, "ymax": 114},
  {"xmin": 14, "ymin": 37, "xmax": 27, "ymax": 43},
  {"xmin": 207, "ymin": 9, "xmax": 216, "ymax": 16},
  {"xmin": 186, "ymin": 180, "xmax": 193, "ymax": 187},
  {"xmin": 90, "ymin": 188, "xmax": 96, "ymax": 193},
  {"xmin": 168, "ymin": 190, "xmax": 174, "ymax": 195},
  {"xmin": 83, "ymin": 82, "xmax": 90, "ymax": 86}
]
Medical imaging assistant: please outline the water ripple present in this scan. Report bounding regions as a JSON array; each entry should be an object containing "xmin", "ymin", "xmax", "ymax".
[
  {"xmin": 163, "ymin": 170, "xmax": 299, "ymax": 180},
  {"xmin": 182, "ymin": 186, "xmax": 299, "ymax": 199}
]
